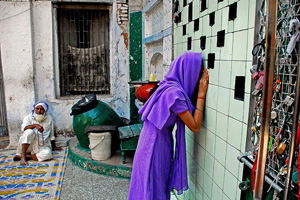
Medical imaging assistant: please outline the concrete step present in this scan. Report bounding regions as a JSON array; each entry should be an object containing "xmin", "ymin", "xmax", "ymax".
[
  {"xmin": 0, "ymin": 136, "xmax": 9, "ymax": 149},
  {"xmin": 68, "ymin": 137, "xmax": 133, "ymax": 179}
]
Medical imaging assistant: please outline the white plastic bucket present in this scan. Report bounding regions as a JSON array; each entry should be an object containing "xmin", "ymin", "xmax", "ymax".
[{"xmin": 88, "ymin": 132, "xmax": 112, "ymax": 161}]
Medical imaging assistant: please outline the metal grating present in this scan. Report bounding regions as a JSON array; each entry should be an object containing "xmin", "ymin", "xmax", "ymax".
[
  {"xmin": 57, "ymin": 7, "xmax": 110, "ymax": 96},
  {"xmin": 247, "ymin": 0, "xmax": 300, "ymax": 197}
]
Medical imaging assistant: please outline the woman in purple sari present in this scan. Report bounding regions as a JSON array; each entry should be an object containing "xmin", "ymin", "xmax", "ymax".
[{"xmin": 128, "ymin": 52, "xmax": 209, "ymax": 200}]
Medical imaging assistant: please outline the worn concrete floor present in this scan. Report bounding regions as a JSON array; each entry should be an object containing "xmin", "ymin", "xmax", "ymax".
[{"xmin": 60, "ymin": 157, "xmax": 130, "ymax": 200}]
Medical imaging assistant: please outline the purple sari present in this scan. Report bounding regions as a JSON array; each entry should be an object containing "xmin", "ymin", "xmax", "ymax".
[{"xmin": 128, "ymin": 52, "xmax": 202, "ymax": 199}]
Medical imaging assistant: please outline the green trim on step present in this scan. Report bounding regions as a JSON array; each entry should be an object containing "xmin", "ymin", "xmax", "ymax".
[{"xmin": 67, "ymin": 140, "xmax": 132, "ymax": 180}]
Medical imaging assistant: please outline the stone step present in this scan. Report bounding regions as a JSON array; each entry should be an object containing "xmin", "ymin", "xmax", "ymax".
[{"xmin": 68, "ymin": 137, "xmax": 133, "ymax": 179}]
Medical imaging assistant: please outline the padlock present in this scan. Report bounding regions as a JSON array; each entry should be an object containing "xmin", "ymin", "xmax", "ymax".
[
  {"xmin": 271, "ymin": 111, "xmax": 277, "ymax": 119},
  {"xmin": 284, "ymin": 96, "xmax": 294, "ymax": 107},
  {"xmin": 292, "ymin": 171, "xmax": 299, "ymax": 184},
  {"xmin": 250, "ymin": 65, "xmax": 258, "ymax": 74},
  {"xmin": 276, "ymin": 142, "xmax": 287, "ymax": 154},
  {"xmin": 251, "ymin": 126, "xmax": 257, "ymax": 132}
]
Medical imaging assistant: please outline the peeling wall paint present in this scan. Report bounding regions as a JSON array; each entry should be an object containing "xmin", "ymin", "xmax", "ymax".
[{"xmin": 0, "ymin": 1, "xmax": 130, "ymax": 147}]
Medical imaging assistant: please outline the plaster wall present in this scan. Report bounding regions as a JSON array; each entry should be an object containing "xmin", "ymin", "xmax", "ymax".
[
  {"xmin": 173, "ymin": 0, "xmax": 255, "ymax": 199},
  {"xmin": 0, "ymin": 1, "xmax": 130, "ymax": 147},
  {"xmin": 0, "ymin": 2, "xmax": 36, "ymax": 147},
  {"xmin": 142, "ymin": 0, "xmax": 172, "ymax": 82}
]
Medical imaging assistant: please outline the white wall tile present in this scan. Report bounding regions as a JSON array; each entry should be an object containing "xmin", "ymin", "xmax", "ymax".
[
  {"xmin": 241, "ymin": 123, "xmax": 248, "ymax": 153},
  {"xmin": 223, "ymin": 194, "xmax": 230, "ymax": 200},
  {"xmin": 206, "ymin": 130, "xmax": 216, "ymax": 156},
  {"xmin": 213, "ymin": 159, "xmax": 225, "ymax": 189},
  {"xmin": 203, "ymin": 193, "xmax": 210, "ymax": 200},
  {"xmin": 182, "ymin": 6, "xmax": 188, "ymax": 24},
  {"xmin": 206, "ymin": 84, "xmax": 218, "ymax": 109},
  {"xmin": 216, "ymin": 112, "xmax": 229, "ymax": 141},
  {"xmin": 188, "ymin": 21, "xmax": 194, "ymax": 37},
  {"xmin": 193, "ymin": 0, "xmax": 200, "ymax": 20},
  {"xmin": 223, "ymin": 170, "xmax": 238, "ymax": 200},
  {"xmin": 229, "ymin": 89, "xmax": 244, "ymax": 120},
  {"xmin": 204, "ymin": 172, "xmax": 213, "ymax": 198},
  {"xmin": 234, "ymin": 0, "xmax": 249, "ymax": 31},
  {"xmin": 225, "ymin": 143, "xmax": 240, "ymax": 178},
  {"xmin": 218, "ymin": 0, "xmax": 229, "ymax": 10},
  {"xmin": 243, "ymin": 93, "xmax": 250, "ymax": 124},
  {"xmin": 198, "ymin": 127, "xmax": 207, "ymax": 149},
  {"xmin": 221, "ymin": 7, "xmax": 229, "ymax": 31},
  {"xmin": 228, "ymin": 20, "xmax": 234, "ymax": 33},
  {"xmin": 245, "ymin": 62, "xmax": 252, "ymax": 94},
  {"xmin": 212, "ymin": 10, "xmax": 222, "ymax": 36},
  {"xmin": 215, "ymin": 136, "xmax": 227, "ymax": 165},
  {"xmin": 197, "ymin": 167, "xmax": 205, "ymax": 189},
  {"xmin": 227, "ymin": 117, "xmax": 243, "ymax": 150},
  {"xmin": 208, "ymin": 0, "xmax": 218, "ymax": 13},
  {"xmin": 248, "ymin": 0, "xmax": 256, "ymax": 28},
  {"xmin": 197, "ymin": 146, "xmax": 206, "ymax": 169},
  {"xmin": 208, "ymin": 61, "xmax": 219, "ymax": 85},
  {"xmin": 247, "ymin": 28, "xmax": 255, "ymax": 61},
  {"xmin": 232, "ymin": 30, "xmax": 248, "ymax": 60},
  {"xmin": 220, "ymin": 33, "xmax": 233, "ymax": 60},
  {"xmin": 230, "ymin": 61, "xmax": 246, "ymax": 87},
  {"xmin": 202, "ymin": 15, "xmax": 211, "ymax": 37},
  {"xmin": 195, "ymin": 29, "xmax": 202, "ymax": 41},
  {"xmin": 204, "ymin": 151, "xmax": 214, "ymax": 178},
  {"xmin": 195, "ymin": 185, "xmax": 204, "ymax": 200},
  {"xmin": 192, "ymin": 39, "xmax": 200, "ymax": 52},
  {"xmin": 205, "ymin": 107, "xmax": 217, "ymax": 133},
  {"xmin": 212, "ymin": 182, "xmax": 223, "ymax": 200},
  {"xmin": 211, "ymin": 35, "xmax": 221, "ymax": 59},
  {"xmin": 217, "ymin": 87, "xmax": 230, "ymax": 115},
  {"xmin": 238, "ymin": 162, "xmax": 244, "ymax": 181},
  {"xmin": 229, "ymin": 0, "xmax": 238, "ymax": 4}
]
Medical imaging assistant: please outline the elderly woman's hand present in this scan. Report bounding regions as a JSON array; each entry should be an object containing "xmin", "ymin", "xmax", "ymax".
[{"xmin": 198, "ymin": 68, "xmax": 209, "ymax": 97}]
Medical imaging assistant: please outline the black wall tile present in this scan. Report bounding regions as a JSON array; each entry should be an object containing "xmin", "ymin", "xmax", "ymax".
[
  {"xmin": 217, "ymin": 30, "xmax": 225, "ymax": 47},
  {"xmin": 201, "ymin": 0, "xmax": 207, "ymax": 12},
  {"xmin": 234, "ymin": 76, "xmax": 245, "ymax": 101},
  {"xmin": 209, "ymin": 12, "xmax": 215, "ymax": 26},
  {"xmin": 194, "ymin": 18, "xmax": 199, "ymax": 32},
  {"xmin": 188, "ymin": 37, "xmax": 192, "ymax": 50},
  {"xmin": 188, "ymin": 2, "xmax": 193, "ymax": 22},
  {"xmin": 229, "ymin": 2, "xmax": 237, "ymax": 21},
  {"xmin": 200, "ymin": 36, "xmax": 206, "ymax": 50},
  {"xmin": 183, "ymin": 24, "xmax": 186, "ymax": 36},
  {"xmin": 208, "ymin": 53, "xmax": 215, "ymax": 69}
]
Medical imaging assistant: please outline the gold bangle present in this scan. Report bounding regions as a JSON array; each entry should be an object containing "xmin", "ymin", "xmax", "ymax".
[{"xmin": 196, "ymin": 107, "xmax": 203, "ymax": 112}]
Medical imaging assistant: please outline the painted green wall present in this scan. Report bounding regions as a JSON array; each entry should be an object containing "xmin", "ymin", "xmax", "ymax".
[{"xmin": 129, "ymin": 11, "xmax": 142, "ymax": 123}]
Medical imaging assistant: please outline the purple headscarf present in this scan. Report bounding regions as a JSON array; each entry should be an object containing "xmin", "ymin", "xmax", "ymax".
[{"xmin": 138, "ymin": 51, "xmax": 202, "ymax": 194}]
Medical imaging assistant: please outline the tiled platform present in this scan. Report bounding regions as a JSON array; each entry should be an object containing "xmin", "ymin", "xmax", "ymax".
[{"xmin": 68, "ymin": 137, "xmax": 133, "ymax": 179}]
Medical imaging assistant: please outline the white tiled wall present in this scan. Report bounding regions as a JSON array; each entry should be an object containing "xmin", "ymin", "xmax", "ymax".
[{"xmin": 173, "ymin": 0, "xmax": 255, "ymax": 199}]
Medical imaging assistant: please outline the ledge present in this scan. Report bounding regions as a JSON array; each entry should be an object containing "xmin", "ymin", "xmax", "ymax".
[{"xmin": 142, "ymin": 27, "xmax": 172, "ymax": 44}]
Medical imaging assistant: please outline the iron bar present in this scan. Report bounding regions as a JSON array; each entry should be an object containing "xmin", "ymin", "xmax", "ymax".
[
  {"xmin": 238, "ymin": 154, "xmax": 284, "ymax": 193},
  {"xmin": 283, "ymin": 49, "xmax": 300, "ymax": 200},
  {"xmin": 254, "ymin": 0, "xmax": 278, "ymax": 199}
]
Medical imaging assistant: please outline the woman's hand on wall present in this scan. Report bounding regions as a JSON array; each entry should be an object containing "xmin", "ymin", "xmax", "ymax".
[{"xmin": 198, "ymin": 68, "xmax": 209, "ymax": 97}]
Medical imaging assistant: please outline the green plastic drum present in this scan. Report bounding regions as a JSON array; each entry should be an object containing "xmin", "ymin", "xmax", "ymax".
[{"xmin": 72, "ymin": 100, "xmax": 125, "ymax": 149}]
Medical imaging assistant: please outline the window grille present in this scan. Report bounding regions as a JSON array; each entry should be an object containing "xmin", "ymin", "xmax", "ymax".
[{"xmin": 57, "ymin": 6, "xmax": 110, "ymax": 96}]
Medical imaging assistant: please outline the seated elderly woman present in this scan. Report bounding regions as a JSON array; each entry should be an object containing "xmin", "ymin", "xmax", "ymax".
[{"xmin": 13, "ymin": 101, "xmax": 62, "ymax": 166}]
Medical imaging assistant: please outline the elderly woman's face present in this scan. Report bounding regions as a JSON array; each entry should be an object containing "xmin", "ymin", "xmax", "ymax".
[{"xmin": 35, "ymin": 105, "xmax": 45, "ymax": 115}]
